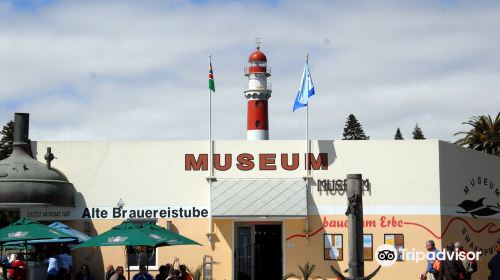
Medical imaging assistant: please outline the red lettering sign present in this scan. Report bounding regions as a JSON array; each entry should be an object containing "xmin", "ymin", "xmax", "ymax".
[{"xmin": 185, "ymin": 153, "xmax": 329, "ymax": 171}]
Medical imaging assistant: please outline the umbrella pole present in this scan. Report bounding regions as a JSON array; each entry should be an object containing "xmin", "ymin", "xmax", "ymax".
[
  {"xmin": 127, "ymin": 247, "xmax": 130, "ymax": 280},
  {"xmin": 146, "ymin": 247, "xmax": 149, "ymax": 273},
  {"xmin": 1, "ymin": 244, "xmax": 5, "ymax": 280}
]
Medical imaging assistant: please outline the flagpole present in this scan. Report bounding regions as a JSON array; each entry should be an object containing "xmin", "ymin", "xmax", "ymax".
[
  {"xmin": 208, "ymin": 54, "xmax": 213, "ymax": 245},
  {"xmin": 305, "ymin": 53, "xmax": 310, "ymax": 243},
  {"xmin": 305, "ymin": 53, "xmax": 310, "ymax": 176},
  {"xmin": 209, "ymin": 54, "xmax": 213, "ymax": 175}
]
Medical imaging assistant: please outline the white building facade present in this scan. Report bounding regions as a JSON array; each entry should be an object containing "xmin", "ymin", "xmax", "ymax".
[{"xmin": 14, "ymin": 139, "xmax": 499, "ymax": 280}]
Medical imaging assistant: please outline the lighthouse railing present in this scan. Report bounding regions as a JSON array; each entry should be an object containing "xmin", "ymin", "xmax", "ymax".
[
  {"xmin": 244, "ymin": 82, "xmax": 272, "ymax": 92},
  {"xmin": 243, "ymin": 66, "xmax": 271, "ymax": 76}
]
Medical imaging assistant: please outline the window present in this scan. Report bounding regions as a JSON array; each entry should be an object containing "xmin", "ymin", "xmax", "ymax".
[
  {"xmin": 324, "ymin": 234, "xmax": 343, "ymax": 260},
  {"xmin": 0, "ymin": 210, "xmax": 20, "ymax": 228},
  {"xmin": 255, "ymin": 101, "xmax": 261, "ymax": 108},
  {"xmin": 255, "ymin": 120, "xmax": 261, "ymax": 128},
  {"xmin": 127, "ymin": 219, "xmax": 158, "ymax": 269},
  {"xmin": 250, "ymin": 61, "xmax": 267, "ymax": 67},
  {"xmin": 364, "ymin": 234, "xmax": 373, "ymax": 261},
  {"xmin": 384, "ymin": 234, "xmax": 404, "ymax": 261}
]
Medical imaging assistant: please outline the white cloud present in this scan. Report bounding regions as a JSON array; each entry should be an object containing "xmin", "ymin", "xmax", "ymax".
[{"xmin": 0, "ymin": 0, "xmax": 499, "ymax": 141}]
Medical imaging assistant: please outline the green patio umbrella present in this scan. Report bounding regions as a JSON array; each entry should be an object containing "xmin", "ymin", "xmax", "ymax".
[
  {"xmin": 73, "ymin": 221, "xmax": 171, "ymax": 279},
  {"xmin": 140, "ymin": 223, "xmax": 201, "ymax": 246},
  {"xmin": 0, "ymin": 218, "xmax": 75, "ymax": 244},
  {"xmin": 73, "ymin": 221, "xmax": 170, "ymax": 249},
  {"xmin": 0, "ymin": 218, "xmax": 75, "ymax": 260}
]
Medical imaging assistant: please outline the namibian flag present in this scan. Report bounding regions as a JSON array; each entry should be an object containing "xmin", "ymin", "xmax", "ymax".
[{"xmin": 208, "ymin": 62, "xmax": 215, "ymax": 92}]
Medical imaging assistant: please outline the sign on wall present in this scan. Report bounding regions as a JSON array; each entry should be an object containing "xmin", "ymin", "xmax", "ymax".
[
  {"xmin": 185, "ymin": 153, "xmax": 328, "ymax": 171},
  {"xmin": 457, "ymin": 176, "xmax": 500, "ymax": 218},
  {"xmin": 317, "ymin": 179, "xmax": 371, "ymax": 196},
  {"xmin": 21, "ymin": 206, "xmax": 209, "ymax": 221}
]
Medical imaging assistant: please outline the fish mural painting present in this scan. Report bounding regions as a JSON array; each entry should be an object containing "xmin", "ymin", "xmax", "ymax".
[{"xmin": 457, "ymin": 197, "xmax": 500, "ymax": 218}]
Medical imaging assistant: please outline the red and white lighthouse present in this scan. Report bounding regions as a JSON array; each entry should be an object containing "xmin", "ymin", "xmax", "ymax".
[{"xmin": 245, "ymin": 46, "xmax": 271, "ymax": 140}]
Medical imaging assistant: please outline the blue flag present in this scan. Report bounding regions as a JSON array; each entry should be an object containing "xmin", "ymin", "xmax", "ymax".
[{"xmin": 293, "ymin": 62, "xmax": 315, "ymax": 111}]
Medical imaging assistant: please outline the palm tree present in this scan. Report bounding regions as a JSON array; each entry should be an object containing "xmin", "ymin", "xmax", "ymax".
[
  {"xmin": 283, "ymin": 262, "xmax": 325, "ymax": 280},
  {"xmin": 454, "ymin": 113, "xmax": 500, "ymax": 156},
  {"xmin": 190, "ymin": 265, "xmax": 202, "ymax": 280}
]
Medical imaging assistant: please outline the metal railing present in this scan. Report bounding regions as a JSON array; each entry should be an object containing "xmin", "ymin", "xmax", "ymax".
[
  {"xmin": 244, "ymin": 82, "xmax": 272, "ymax": 91},
  {"xmin": 203, "ymin": 255, "xmax": 213, "ymax": 280},
  {"xmin": 244, "ymin": 67, "xmax": 272, "ymax": 75}
]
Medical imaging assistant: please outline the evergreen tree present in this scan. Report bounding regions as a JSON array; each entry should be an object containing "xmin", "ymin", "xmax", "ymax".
[
  {"xmin": 342, "ymin": 114, "xmax": 370, "ymax": 140},
  {"xmin": 412, "ymin": 123, "xmax": 426, "ymax": 140},
  {"xmin": 0, "ymin": 120, "xmax": 14, "ymax": 160},
  {"xmin": 394, "ymin": 128, "xmax": 404, "ymax": 140}
]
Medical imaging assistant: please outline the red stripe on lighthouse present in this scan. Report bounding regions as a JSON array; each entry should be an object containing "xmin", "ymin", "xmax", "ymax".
[{"xmin": 247, "ymin": 100, "xmax": 268, "ymax": 130}]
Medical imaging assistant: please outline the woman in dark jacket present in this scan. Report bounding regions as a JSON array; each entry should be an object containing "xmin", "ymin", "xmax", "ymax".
[
  {"xmin": 75, "ymin": 265, "xmax": 96, "ymax": 280},
  {"xmin": 439, "ymin": 244, "xmax": 466, "ymax": 280}
]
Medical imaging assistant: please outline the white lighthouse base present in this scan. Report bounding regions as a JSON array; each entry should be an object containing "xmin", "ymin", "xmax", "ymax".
[{"xmin": 247, "ymin": 130, "xmax": 269, "ymax": 140}]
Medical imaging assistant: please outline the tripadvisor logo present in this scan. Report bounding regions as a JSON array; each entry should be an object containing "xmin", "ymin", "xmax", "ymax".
[{"xmin": 375, "ymin": 244, "xmax": 482, "ymax": 267}]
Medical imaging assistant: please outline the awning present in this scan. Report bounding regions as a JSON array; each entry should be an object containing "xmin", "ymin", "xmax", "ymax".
[{"xmin": 210, "ymin": 179, "xmax": 307, "ymax": 217}]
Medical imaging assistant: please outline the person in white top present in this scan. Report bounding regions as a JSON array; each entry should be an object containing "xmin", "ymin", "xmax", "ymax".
[{"xmin": 46, "ymin": 249, "xmax": 59, "ymax": 280}]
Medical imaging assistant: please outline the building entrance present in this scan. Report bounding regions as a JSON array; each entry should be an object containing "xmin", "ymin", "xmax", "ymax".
[{"xmin": 235, "ymin": 222, "xmax": 282, "ymax": 280}]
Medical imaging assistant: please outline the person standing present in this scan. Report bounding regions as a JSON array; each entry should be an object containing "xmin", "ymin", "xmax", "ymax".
[
  {"xmin": 1, "ymin": 255, "xmax": 10, "ymax": 280},
  {"xmin": 58, "ymin": 246, "xmax": 73, "ymax": 280},
  {"xmin": 438, "ymin": 243, "xmax": 466, "ymax": 280},
  {"xmin": 424, "ymin": 240, "xmax": 441, "ymax": 280},
  {"xmin": 105, "ymin": 265, "xmax": 116, "ymax": 280},
  {"xmin": 455, "ymin": 242, "xmax": 477, "ymax": 280},
  {"xmin": 75, "ymin": 264, "xmax": 96, "ymax": 280},
  {"xmin": 132, "ymin": 265, "xmax": 153, "ymax": 280},
  {"xmin": 155, "ymin": 265, "xmax": 168, "ymax": 280},
  {"xmin": 488, "ymin": 245, "xmax": 500, "ymax": 280},
  {"xmin": 7, "ymin": 254, "xmax": 27, "ymax": 280},
  {"xmin": 109, "ymin": 266, "xmax": 126, "ymax": 280},
  {"xmin": 179, "ymin": 265, "xmax": 192, "ymax": 280},
  {"xmin": 46, "ymin": 249, "xmax": 59, "ymax": 280}
]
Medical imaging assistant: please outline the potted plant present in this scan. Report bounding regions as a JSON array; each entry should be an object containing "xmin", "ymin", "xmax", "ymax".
[{"xmin": 283, "ymin": 262, "xmax": 326, "ymax": 280}]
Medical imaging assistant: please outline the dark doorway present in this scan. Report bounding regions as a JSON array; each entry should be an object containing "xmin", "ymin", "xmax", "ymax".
[
  {"xmin": 236, "ymin": 226, "xmax": 252, "ymax": 280},
  {"xmin": 255, "ymin": 224, "xmax": 282, "ymax": 279},
  {"xmin": 235, "ymin": 223, "xmax": 282, "ymax": 280}
]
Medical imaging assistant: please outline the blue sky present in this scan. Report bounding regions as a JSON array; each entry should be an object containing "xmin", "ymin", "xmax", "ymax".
[
  {"xmin": 0, "ymin": 0, "xmax": 499, "ymax": 141},
  {"xmin": 6, "ymin": 0, "xmax": 55, "ymax": 11}
]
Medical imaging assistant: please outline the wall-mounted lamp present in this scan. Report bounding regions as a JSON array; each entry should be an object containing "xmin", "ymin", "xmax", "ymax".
[
  {"xmin": 84, "ymin": 221, "xmax": 91, "ymax": 235},
  {"xmin": 166, "ymin": 221, "xmax": 173, "ymax": 231},
  {"xmin": 117, "ymin": 198, "xmax": 125, "ymax": 209}
]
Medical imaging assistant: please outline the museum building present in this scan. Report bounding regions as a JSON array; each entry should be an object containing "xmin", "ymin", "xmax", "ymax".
[{"xmin": 0, "ymin": 45, "xmax": 499, "ymax": 280}]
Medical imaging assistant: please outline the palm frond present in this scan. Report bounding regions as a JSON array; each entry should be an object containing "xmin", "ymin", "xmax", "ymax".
[
  {"xmin": 454, "ymin": 113, "xmax": 500, "ymax": 156},
  {"xmin": 283, "ymin": 273, "xmax": 300, "ymax": 280}
]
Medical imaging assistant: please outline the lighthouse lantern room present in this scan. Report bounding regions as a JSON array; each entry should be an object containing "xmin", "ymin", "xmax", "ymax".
[{"xmin": 245, "ymin": 46, "xmax": 272, "ymax": 140}]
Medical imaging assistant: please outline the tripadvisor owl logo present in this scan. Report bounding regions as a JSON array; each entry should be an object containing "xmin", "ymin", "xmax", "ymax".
[
  {"xmin": 375, "ymin": 244, "xmax": 398, "ymax": 267},
  {"xmin": 457, "ymin": 177, "xmax": 500, "ymax": 218}
]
